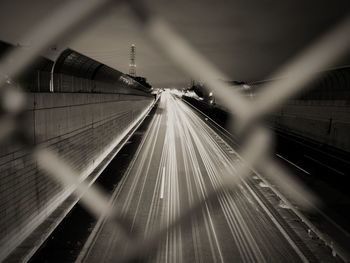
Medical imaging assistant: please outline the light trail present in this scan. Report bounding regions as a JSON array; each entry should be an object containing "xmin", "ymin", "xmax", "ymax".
[
  {"xmin": 0, "ymin": 0, "xmax": 347, "ymax": 261},
  {"xmin": 160, "ymin": 167, "xmax": 166, "ymax": 199},
  {"xmin": 276, "ymin": 154, "xmax": 311, "ymax": 175},
  {"xmin": 81, "ymin": 92, "xmax": 319, "ymax": 263}
]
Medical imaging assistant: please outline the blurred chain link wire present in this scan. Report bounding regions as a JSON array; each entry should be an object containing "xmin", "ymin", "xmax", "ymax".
[{"xmin": 0, "ymin": 0, "xmax": 349, "ymax": 262}]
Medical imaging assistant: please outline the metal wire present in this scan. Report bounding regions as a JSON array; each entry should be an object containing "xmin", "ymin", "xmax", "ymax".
[{"xmin": 0, "ymin": 0, "xmax": 349, "ymax": 262}]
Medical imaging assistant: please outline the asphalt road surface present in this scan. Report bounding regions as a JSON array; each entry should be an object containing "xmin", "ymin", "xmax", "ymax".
[{"xmin": 80, "ymin": 91, "xmax": 311, "ymax": 263}]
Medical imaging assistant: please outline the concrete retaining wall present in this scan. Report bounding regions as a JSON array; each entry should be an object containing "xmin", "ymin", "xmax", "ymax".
[
  {"xmin": 0, "ymin": 92, "xmax": 154, "ymax": 261},
  {"xmin": 183, "ymin": 95, "xmax": 350, "ymax": 153},
  {"xmin": 271, "ymin": 100, "xmax": 350, "ymax": 152}
]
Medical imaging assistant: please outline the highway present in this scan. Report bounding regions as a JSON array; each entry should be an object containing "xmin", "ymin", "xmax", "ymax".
[{"xmin": 81, "ymin": 91, "xmax": 310, "ymax": 263}]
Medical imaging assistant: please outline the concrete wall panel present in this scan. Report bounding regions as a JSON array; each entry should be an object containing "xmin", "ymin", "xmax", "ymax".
[
  {"xmin": 0, "ymin": 92, "xmax": 154, "ymax": 260},
  {"xmin": 271, "ymin": 101, "xmax": 350, "ymax": 152}
]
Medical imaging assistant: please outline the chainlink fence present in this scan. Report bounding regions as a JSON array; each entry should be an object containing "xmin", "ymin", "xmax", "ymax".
[{"xmin": 0, "ymin": 0, "xmax": 350, "ymax": 262}]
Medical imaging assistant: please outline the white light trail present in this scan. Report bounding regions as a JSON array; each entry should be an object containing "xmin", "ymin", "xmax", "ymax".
[
  {"xmin": 114, "ymin": 93, "xmax": 307, "ymax": 263},
  {"xmin": 276, "ymin": 154, "xmax": 310, "ymax": 175},
  {"xmin": 160, "ymin": 167, "xmax": 166, "ymax": 199}
]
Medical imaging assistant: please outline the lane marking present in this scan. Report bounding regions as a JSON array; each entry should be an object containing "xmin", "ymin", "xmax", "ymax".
[
  {"xmin": 160, "ymin": 166, "xmax": 165, "ymax": 199},
  {"xmin": 276, "ymin": 154, "xmax": 310, "ymax": 175},
  {"xmin": 179, "ymin": 97, "xmax": 350, "ymax": 261},
  {"xmin": 244, "ymin": 183, "xmax": 310, "ymax": 263},
  {"xmin": 304, "ymin": 154, "xmax": 345, "ymax": 175}
]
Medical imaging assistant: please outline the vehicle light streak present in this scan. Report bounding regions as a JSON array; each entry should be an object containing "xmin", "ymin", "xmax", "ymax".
[{"xmin": 83, "ymin": 92, "xmax": 309, "ymax": 263}]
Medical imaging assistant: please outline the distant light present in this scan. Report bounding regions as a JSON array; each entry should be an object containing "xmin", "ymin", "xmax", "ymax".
[{"xmin": 209, "ymin": 92, "xmax": 213, "ymax": 96}]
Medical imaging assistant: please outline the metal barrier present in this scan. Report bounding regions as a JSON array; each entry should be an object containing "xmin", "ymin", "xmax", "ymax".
[{"xmin": 0, "ymin": 0, "xmax": 349, "ymax": 262}]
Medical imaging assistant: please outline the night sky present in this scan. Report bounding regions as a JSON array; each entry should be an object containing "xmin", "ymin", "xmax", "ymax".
[{"xmin": 0, "ymin": 0, "xmax": 349, "ymax": 88}]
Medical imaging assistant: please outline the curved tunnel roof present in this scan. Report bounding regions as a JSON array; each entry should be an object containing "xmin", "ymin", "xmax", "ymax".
[
  {"xmin": 54, "ymin": 49, "xmax": 126, "ymax": 83},
  {"xmin": 0, "ymin": 40, "xmax": 53, "ymax": 73},
  {"xmin": 53, "ymin": 49, "xmax": 103, "ymax": 79},
  {"xmin": 53, "ymin": 48, "xmax": 152, "ymax": 94}
]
